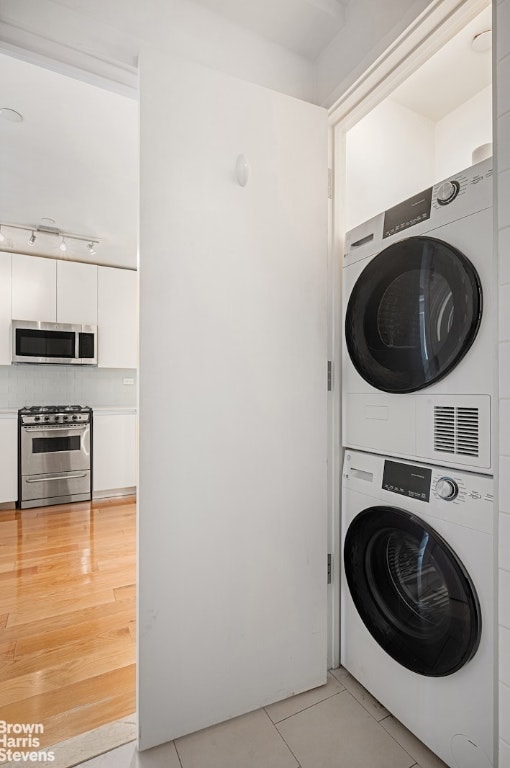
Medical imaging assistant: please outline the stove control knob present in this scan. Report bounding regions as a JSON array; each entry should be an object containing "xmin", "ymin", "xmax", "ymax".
[
  {"xmin": 437, "ymin": 179, "xmax": 460, "ymax": 206},
  {"xmin": 436, "ymin": 477, "xmax": 459, "ymax": 501},
  {"xmin": 34, "ymin": 416, "xmax": 40, "ymax": 421},
  {"xmin": 44, "ymin": 416, "xmax": 50, "ymax": 422},
  {"xmin": 72, "ymin": 415, "xmax": 77, "ymax": 421},
  {"xmin": 63, "ymin": 415, "xmax": 69, "ymax": 421}
]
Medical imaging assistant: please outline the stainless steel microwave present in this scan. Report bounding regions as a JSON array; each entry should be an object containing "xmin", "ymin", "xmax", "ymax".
[{"xmin": 12, "ymin": 320, "xmax": 98, "ymax": 365}]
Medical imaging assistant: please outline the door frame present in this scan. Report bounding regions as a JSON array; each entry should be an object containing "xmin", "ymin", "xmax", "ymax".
[
  {"xmin": 0, "ymin": 0, "xmax": 491, "ymax": 680},
  {"xmin": 325, "ymin": 0, "xmax": 491, "ymax": 669}
]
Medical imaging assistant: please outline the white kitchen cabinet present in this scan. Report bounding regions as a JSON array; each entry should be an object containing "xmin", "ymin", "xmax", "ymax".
[
  {"xmin": 0, "ymin": 253, "xmax": 12, "ymax": 364},
  {"xmin": 98, "ymin": 267, "xmax": 137, "ymax": 368},
  {"xmin": 12, "ymin": 253, "xmax": 57, "ymax": 322},
  {"xmin": 0, "ymin": 417, "xmax": 18, "ymax": 503},
  {"xmin": 93, "ymin": 411, "xmax": 137, "ymax": 493},
  {"xmin": 57, "ymin": 260, "xmax": 98, "ymax": 325}
]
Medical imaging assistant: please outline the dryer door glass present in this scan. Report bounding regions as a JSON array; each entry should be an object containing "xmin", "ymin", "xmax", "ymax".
[
  {"xmin": 344, "ymin": 505, "xmax": 482, "ymax": 676},
  {"xmin": 345, "ymin": 236, "xmax": 482, "ymax": 393}
]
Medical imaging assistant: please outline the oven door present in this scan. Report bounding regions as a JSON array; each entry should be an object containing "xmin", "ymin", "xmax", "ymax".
[
  {"xmin": 21, "ymin": 424, "xmax": 91, "ymax": 475},
  {"xmin": 20, "ymin": 469, "xmax": 91, "ymax": 505}
]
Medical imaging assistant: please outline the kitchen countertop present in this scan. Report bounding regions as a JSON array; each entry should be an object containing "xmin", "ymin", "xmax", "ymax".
[{"xmin": 93, "ymin": 407, "xmax": 137, "ymax": 415}]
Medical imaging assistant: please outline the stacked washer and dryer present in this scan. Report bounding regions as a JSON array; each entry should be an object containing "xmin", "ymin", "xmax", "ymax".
[{"xmin": 340, "ymin": 158, "xmax": 496, "ymax": 768}]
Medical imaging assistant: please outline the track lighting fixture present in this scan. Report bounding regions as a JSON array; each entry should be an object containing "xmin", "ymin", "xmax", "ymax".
[{"xmin": 0, "ymin": 223, "xmax": 99, "ymax": 255}]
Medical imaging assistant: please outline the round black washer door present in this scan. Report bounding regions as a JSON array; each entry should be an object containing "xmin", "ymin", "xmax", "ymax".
[
  {"xmin": 344, "ymin": 506, "xmax": 481, "ymax": 676},
  {"xmin": 345, "ymin": 236, "xmax": 483, "ymax": 393}
]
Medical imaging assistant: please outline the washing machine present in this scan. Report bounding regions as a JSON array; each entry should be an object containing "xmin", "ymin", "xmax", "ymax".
[
  {"xmin": 341, "ymin": 449, "xmax": 495, "ymax": 768},
  {"xmin": 342, "ymin": 158, "xmax": 494, "ymax": 473}
]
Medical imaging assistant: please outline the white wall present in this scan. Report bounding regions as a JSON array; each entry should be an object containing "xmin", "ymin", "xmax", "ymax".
[
  {"xmin": 315, "ymin": 0, "xmax": 432, "ymax": 107},
  {"xmin": 345, "ymin": 84, "xmax": 493, "ymax": 231},
  {"xmin": 435, "ymin": 85, "xmax": 492, "ymax": 179},
  {"xmin": 496, "ymin": 1, "xmax": 510, "ymax": 765},
  {"xmin": 345, "ymin": 99, "xmax": 435, "ymax": 230},
  {"xmin": 0, "ymin": 0, "xmax": 315, "ymax": 102}
]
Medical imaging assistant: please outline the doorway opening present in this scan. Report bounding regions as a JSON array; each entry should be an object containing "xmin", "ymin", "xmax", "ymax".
[{"xmin": 0, "ymin": 50, "xmax": 138, "ymax": 761}]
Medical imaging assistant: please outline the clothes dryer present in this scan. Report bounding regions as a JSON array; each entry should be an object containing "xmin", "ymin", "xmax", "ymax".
[
  {"xmin": 341, "ymin": 449, "xmax": 495, "ymax": 768},
  {"xmin": 342, "ymin": 159, "xmax": 494, "ymax": 472}
]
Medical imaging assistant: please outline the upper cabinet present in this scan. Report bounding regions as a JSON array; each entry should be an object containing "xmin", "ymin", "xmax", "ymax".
[
  {"xmin": 7, "ymin": 254, "xmax": 137, "ymax": 369},
  {"xmin": 98, "ymin": 266, "xmax": 138, "ymax": 368},
  {"xmin": 0, "ymin": 253, "xmax": 12, "ymax": 365},
  {"xmin": 12, "ymin": 254, "xmax": 98, "ymax": 326},
  {"xmin": 12, "ymin": 253, "xmax": 57, "ymax": 322},
  {"xmin": 57, "ymin": 260, "xmax": 98, "ymax": 325}
]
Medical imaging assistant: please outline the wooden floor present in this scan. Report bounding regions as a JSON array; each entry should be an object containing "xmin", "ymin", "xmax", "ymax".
[{"xmin": 0, "ymin": 496, "xmax": 136, "ymax": 748}]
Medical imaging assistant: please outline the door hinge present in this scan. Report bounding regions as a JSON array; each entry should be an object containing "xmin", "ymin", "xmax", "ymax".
[
  {"xmin": 327, "ymin": 360, "xmax": 333, "ymax": 391},
  {"xmin": 328, "ymin": 168, "xmax": 333, "ymax": 199},
  {"xmin": 327, "ymin": 553, "xmax": 332, "ymax": 584}
]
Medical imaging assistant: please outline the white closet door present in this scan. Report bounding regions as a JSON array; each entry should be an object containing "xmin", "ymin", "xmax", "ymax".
[{"xmin": 138, "ymin": 49, "xmax": 328, "ymax": 750}]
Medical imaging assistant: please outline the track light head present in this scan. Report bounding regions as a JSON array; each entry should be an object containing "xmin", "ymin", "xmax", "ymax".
[{"xmin": 0, "ymin": 223, "xmax": 100, "ymax": 254}]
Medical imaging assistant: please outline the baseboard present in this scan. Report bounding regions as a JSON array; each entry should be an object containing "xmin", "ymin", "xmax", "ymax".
[{"xmin": 92, "ymin": 487, "xmax": 136, "ymax": 500}]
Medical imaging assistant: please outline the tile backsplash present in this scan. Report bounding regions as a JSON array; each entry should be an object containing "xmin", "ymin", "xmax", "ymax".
[{"xmin": 0, "ymin": 365, "xmax": 137, "ymax": 408}]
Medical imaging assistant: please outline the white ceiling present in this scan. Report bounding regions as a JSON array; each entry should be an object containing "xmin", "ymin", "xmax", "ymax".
[
  {"xmin": 0, "ymin": 2, "xmax": 492, "ymax": 271},
  {"xmin": 390, "ymin": 5, "xmax": 492, "ymax": 121},
  {"xmin": 0, "ymin": 54, "xmax": 138, "ymax": 269},
  {"xmin": 190, "ymin": 0, "xmax": 348, "ymax": 60}
]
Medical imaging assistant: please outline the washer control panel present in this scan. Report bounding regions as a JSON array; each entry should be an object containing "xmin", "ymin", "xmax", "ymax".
[
  {"xmin": 344, "ymin": 451, "xmax": 494, "ymax": 536},
  {"xmin": 379, "ymin": 459, "xmax": 493, "ymax": 508},
  {"xmin": 435, "ymin": 477, "xmax": 459, "ymax": 501},
  {"xmin": 382, "ymin": 460, "xmax": 432, "ymax": 502},
  {"xmin": 436, "ymin": 179, "xmax": 460, "ymax": 206}
]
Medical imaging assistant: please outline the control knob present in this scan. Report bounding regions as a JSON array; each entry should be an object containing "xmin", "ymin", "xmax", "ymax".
[
  {"xmin": 437, "ymin": 180, "xmax": 460, "ymax": 206},
  {"xmin": 72, "ymin": 414, "xmax": 78, "ymax": 421},
  {"xmin": 436, "ymin": 477, "xmax": 459, "ymax": 501},
  {"xmin": 63, "ymin": 415, "xmax": 69, "ymax": 421},
  {"xmin": 44, "ymin": 415, "xmax": 50, "ymax": 421}
]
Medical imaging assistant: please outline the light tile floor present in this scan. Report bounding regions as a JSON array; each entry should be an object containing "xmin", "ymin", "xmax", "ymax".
[{"xmin": 76, "ymin": 668, "xmax": 448, "ymax": 768}]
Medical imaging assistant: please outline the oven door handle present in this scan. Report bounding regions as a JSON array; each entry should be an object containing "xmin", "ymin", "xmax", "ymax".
[{"xmin": 25, "ymin": 473, "xmax": 89, "ymax": 483}]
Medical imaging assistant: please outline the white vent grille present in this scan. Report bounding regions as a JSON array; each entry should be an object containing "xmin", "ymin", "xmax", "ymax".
[{"xmin": 434, "ymin": 406, "xmax": 479, "ymax": 457}]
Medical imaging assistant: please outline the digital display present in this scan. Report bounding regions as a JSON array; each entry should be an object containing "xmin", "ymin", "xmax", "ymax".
[
  {"xmin": 383, "ymin": 187, "xmax": 432, "ymax": 239},
  {"xmin": 382, "ymin": 460, "xmax": 431, "ymax": 502}
]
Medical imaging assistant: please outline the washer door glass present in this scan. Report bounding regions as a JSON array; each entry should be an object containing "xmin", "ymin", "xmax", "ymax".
[
  {"xmin": 344, "ymin": 506, "xmax": 482, "ymax": 676},
  {"xmin": 345, "ymin": 236, "xmax": 483, "ymax": 393}
]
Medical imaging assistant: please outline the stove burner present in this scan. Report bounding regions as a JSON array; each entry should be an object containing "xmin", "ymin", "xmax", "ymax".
[{"xmin": 20, "ymin": 405, "xmax": 91, "ymax": 414}]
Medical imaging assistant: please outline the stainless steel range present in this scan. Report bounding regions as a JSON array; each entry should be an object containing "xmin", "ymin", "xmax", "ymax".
[{"xmin": 18, "ymin": 405, "xmax": 93, "ymax": 509}]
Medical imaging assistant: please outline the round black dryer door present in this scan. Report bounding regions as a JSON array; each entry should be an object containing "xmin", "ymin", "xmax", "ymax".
[
  {"xmin": 344, "ymin": 506, "xmax": 482, "ymax": 677},
  {"xmin": 345, "ymin": 236, "xmax": 483, "ymax": 393}
]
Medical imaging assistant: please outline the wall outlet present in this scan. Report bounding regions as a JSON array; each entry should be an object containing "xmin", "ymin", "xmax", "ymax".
[{"xmin": 123, "ymin": 378, "xmax": 135, "ymax": 385}]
